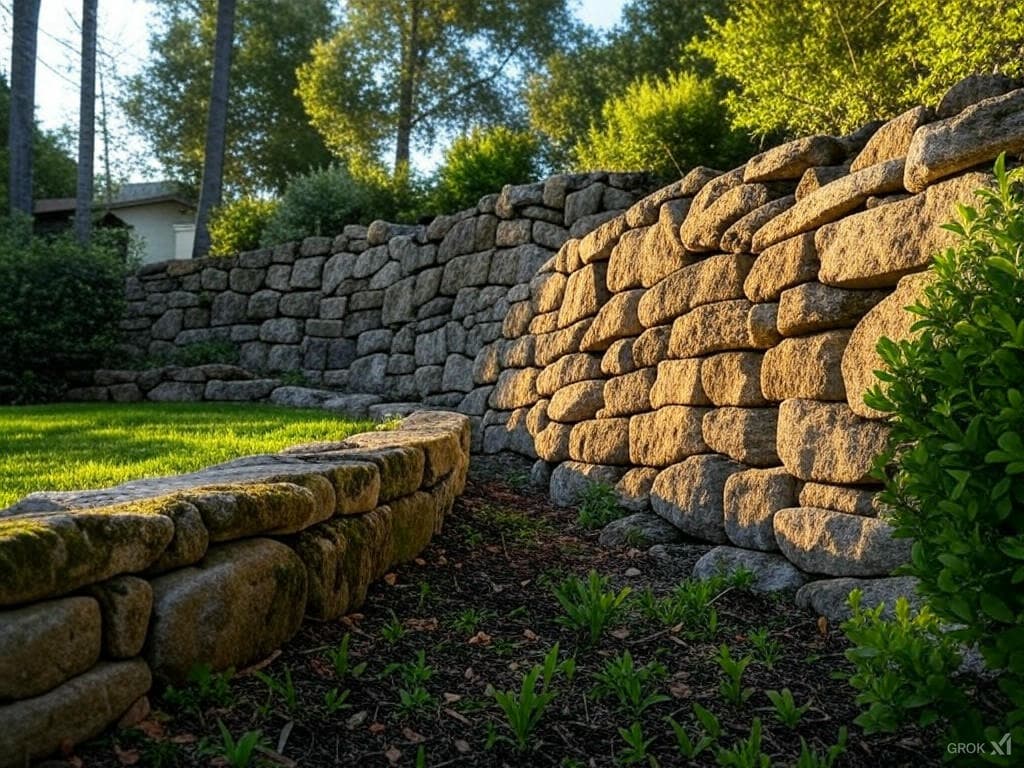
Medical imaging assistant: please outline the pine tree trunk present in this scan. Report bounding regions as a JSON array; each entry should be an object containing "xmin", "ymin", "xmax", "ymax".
[
  {"xmin": 393, "ymin": 0, "xmax": 420, "ymax": 174},
  {"xmin": 192, "ymin": 0, "xmax": 236, "ymax": 258},
  {"xmin": 75, "ymin": 0, "xmax": 98, "ymax": 244},
  {"xmin": 8, "ymin": 0, "xmax": 41, "ymax": 217}
]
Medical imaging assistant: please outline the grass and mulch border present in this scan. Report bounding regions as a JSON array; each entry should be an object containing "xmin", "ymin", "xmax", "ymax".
[
  {"xmin": 0, "ymin": 403, "xmax": 375, "ymax": 509},
  {"xmin": 63, "ymin": 454, "xmax": 966, "ymax": 768}
]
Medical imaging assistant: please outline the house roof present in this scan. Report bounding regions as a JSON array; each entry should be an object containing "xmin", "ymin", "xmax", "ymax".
[{"xmin": 34, "ymin": 181, "xmax": 196, "ymax": 215}]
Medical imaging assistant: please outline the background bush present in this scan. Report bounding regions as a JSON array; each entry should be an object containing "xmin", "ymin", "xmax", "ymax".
[
  {"xmin": 431, "ymin": 125, "xmax": 540, "ymax": 212},
  {"xmin": 851, "ymin": 156, "xmax": 1024, "ymax": 752},
  {"xmin": 208, "ymin": 196, "xmax": 279, "ymax": 256},
  {"xmin": 0, "ymin": 218, "xmax": 131, "ymax": 402},
  {"xmin": 572, "ymin": 70, "xmax": 750, "ymax": 179}
]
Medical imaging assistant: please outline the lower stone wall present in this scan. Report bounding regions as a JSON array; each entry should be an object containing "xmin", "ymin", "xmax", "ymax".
[{"xmin": 0, "ymin": 411, "xmax": 470, "ymax": 768}]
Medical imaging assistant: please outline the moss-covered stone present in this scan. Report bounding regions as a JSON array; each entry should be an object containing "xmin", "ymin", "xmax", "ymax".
[
  {"xmin": 0, "ymin": 596, "xmax": 101, "ymax": 701},
  {"xmin": 87, "ymin": 576, "xmax": 153, "ymax": 659},
  {"xmin": 182, "ymin": 481, "xmax": 329, "ymax": 542},
  {"xmin": 329, "ymin": 446, "xmax": 425, "ymax": 502},
  {"xmin": 343, "ymin": 430, "xmax": 457, "ymax": 488},
  {"xmin": 320, "ymin": 462, "xmax": 380, "ymax": 515},
  {"xmin": 146, "ymin": 538, "xmax": 307, "ymax": 684},
  {"xmin": 0, "ymin": 512, "xmax": 174, "ymax": 607}
]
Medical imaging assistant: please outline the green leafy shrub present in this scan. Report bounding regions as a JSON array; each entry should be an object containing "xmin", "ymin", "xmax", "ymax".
[
  {"xmin": 261, "ymin": 164, "xmax": 382, "ymax": 245},
  {"xmin": 573, "ymin": 70, "xmax": 751, "ymax": 180},
  {"xmin": 208, "ymin": 196, "xmax": 279, "ymax": 256},
  {"xmin": 576, "ymin": 481, "xmax": 623, "ymax": 529},
  {"xmin": 856, "ymin": 155, "xmax": 1024, "ymax": 747},
  {"xmin": 432, "ymin": 125, "xmax": 540, "ymax": 212},
  {"xmin": 842, "ymin": 591, "xmax": 963, "ymax": 734},
  {"xmin": 553, "ymin": 570, "xmax": 631, "ymax": 645},
  {"xmin": 0, "ymin": 218, "xmax": 131, "ymax": 402}
]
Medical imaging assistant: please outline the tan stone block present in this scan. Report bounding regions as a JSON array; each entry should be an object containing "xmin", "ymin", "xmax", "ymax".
[
  {"xmin": 529, "ymin": 310, "xmax": 559, "ymax": 334},
  {"xmin": 537, "ymin": 352, "xmax": 603, "ymax": 396},
  {"xmin": 748, "ymin": 303, "xmax": 782, "ymax": 348},
  {"xmin": 744, "ymin": 232, "xmax": 819, "ymax": 302},
  {"xmin": 535, "ymin": 422, "xmax": 573, "ymax": 463},
  {"xmin": 724, "ymin": 468, "xmax": 798, "ymax": 551},
  {"xmin": 525, "ymin": 399, "xmax": 551, "ymax": 437},
  {"xmin": 530, "ymin": 271, "xmax": 567, "ymax": 314},
  {"xmin": 629, "ymin": 407, "xmax": 710, "ymax": 466},
  {"xmin": 682, "ymin": 183, "xmax": 773, "ymax": 251},
  {"xmin": 580, "ymin": 289, "xmax": 645, "ymax": 352},
  {"xmin": 842, "ymin": 272, "xmax": 931, "ymax": 418},
  {"xmin": 640, "ymin": 207, "xmax": 698, "ymax": 287},
  {"xmin": 762, "ymin": 331, "xmax": 851, "ymax": 401},
  {"xmin": 578, "ymin": 215, "xmax": 628, "ymax": 264},
  {"xmin": 795, "ymin": 165, "xmax": 849, "ymax": 200},
  {"xmin": 616, "ymin": 467, "xmax": 660, "ymax": 511},
  {"xmin": 606, "ymin": 227, "xmax": 649, "ymax": 292},
  {"xmin": 817, "ymin": 172, "xmax": 989, "ymax": 288},
  {"xmin": 87, "ymin": 576, "xmax": 153, "ymax": 659},
  {"xmin": 702, "ymin": 407, "xmax": 780, "ymax": 466},
  {"xmin": 777, "ymin": 399, "xmax": 890, "ymax": 484},
  {"xmin": 720, "ymin": 195, "xmax": 795, "ymax": 253},
  {"xmin": 650, "ymin": 455, "xmax": 746, "ymax": 542},
  {"xmin": 603, "ymin": 368, "xmax": 657, "ymax": 417},
  {"xmin": 601, "ymin": 338, "xmax": 638, "ymax": 376},
  {"xmin": 558, "ymin": 262, "xmax": 610, "ymax": 328},
  {"xmin": 548, "ymin": 380, "xmax": 605, "ymax": 423},
  {"xmin": 774, "ymin": 507, "xmax": 910, "ymax": 576},
  {"xmin": 700, "ymin": 351, "xmax": 767, "ymax": 406},
  {"xmin": 488, "ymin": 367, "xmax": 540, "ymax": 410},
  {"xmin": 638, "ymin": 254, "xmax": 755, "ymax": 328},
  {"xmin": 744, "ymin": 135, "xmax": 846, "ymax": 182},
  {"xmin": 799, "ymin": 482, "xmax": 881, "ymax": 517},
  {"xmin": 669, "ymin": 300, "xmax": 772, "ymax": 358},
  {"xmin": 535, "ymin": 318, "xmax": 593, "ymax": 366},
  {"xmin": 777, "ymin": 283, "xmax": 888, "ymax": 336},
  {"xmin": 632, "ymin": 326, "xmax": 671, "ymax": 368},
  {"xmin": 569, "ymin": 418, "xmax": 631, "ymax": 465},
  {"xmin": 650, "ymin": 359, "xmax": 709, "ymax": 408},
  {"xmin": 850, "ymin": 106, "xmax": 931, "ymax": 171}
]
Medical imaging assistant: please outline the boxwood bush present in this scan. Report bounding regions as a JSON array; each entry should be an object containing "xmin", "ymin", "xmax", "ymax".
[
  {"xmin": 0, "ymin": 218, "xmax": 131, "ymax": 402},
  {"xmin": 849, "ymin": 155, "xmax": 1024, "ymax": 756}
]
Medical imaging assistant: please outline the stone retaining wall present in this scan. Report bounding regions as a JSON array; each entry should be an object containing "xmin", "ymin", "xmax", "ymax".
[
  {"xmin": 486, "ymin": 76, "xmax": 1024, "ymax": 612},
  {"xmin": 0, "ymin": 411, "xmax": 470, "ymax": 768}
]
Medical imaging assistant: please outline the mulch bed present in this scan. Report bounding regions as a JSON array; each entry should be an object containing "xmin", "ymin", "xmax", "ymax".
[{"xmin": 73, "ymin": 455, "xmax": 944, "ymax": 768}]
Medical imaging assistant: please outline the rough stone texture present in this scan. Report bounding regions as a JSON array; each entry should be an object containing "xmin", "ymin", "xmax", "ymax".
[
  {"xmin": 632, "ymin": 326, "xmax": 671, "ymax": 368},
  {"xmin": 761, "ymin": 331, "xmax": 851, "ymax": 402},
  {"xmin": 669, "ymin": 300, "xmax": 770, "ymax": 358},
  {"xmin": 720, "ymin": 195, "xmax": 795, "ymax": 253},
  {"xmin": 489, "ymin": 368, "xmax": 540, "ymax": 410},
  {"xmin": 580, "ymin": 289, "xmax": 644, "ymax": 352},
  {"xmin": 701, "ymin": 407, "xmax": 780, "ymax": 467},
  {"xmin": 905, "ymin": 88, "xmax": 1024, "ymax": 192},
  {"xmin": 744, "ymin": 232, "xmax": 819, "ymax": 303},
  {"xmin": 639, "ymin": 254, "xmax": 755, "ymax": 328},
  {"xmin": 777, "ymin": 283, "xmax": 888, "ymax": 336},
  {"xmin": 146, "ymin": 538, "xmax": 308, "ymax": 683},
  {"xmin": 744, "ymin": 135, "xmax": 846, "ymax": 182},
  {"xmin": 800, "ymin": 482, "xmax": 880, "ymax": 517},
  {"xmin": 0, "ymin": 660, "xmax": 151, "ymax": 768},
  {"xmin": 700, "ymin": 352, "xmax": 767, "ymax": 407},
  {"xmin": 777, "ymin": 400, "xmax": 890, "ymax": 484},
  {"xmin": 795, "ymin": 165, "xmax": 850, "ymax": 199},
  {"xmin": 842, "ymin": 272, "xmax": 931, "ymax": 418},
  {"xmin": 816, "ymin": 171, "xmax": 988, "ymax": 287},
  {"xmin": 548, "ymin": 380, "xmax": 605, "ymax": 423},
  {"xmin": 602, "ymin": 368, "xmax": 656, "ymax": 417},
  {"xmin": 795, "ymin": 576, "xmax": 921, "ymax": 623},
  {"xmin": 681, "ymin": 183, "xmax": 772, "ymax": 251},
  {"xmin": 650, "ymin": 455, "xmax": 746, "ymax": 543},
  {"xmin": 569, "ymin": 418, "xmax": 631, "ymax": 465},
  {"xmin": 650, "ymin": 359, "xmax": 709, "ymax": 408},
  {"xmin": 724, "ymin": 468, "xmax": 798, "ymax": 552},
  {"xmin": 549, "ymin": 461, "xmax": 628, "ymax": 507},
  {"xmin": 602, "ymin": 337, "xmax": 638, "ymax": 376},
  {"xmin": 629, "ymin": 407, "xmax": 710, "ymax": 467},
  {"xmin": 0, "ymin": 511, "xmax": 174, "ymax": 607},
  {"xmin": 751, "ymin": 158, "xmax": 906, "ymax": 251},
  {"xmin": 536, "ymin": 353, "xmax": 603, "ymax": 396},
  {"xmin": 615, "ymin": 467, "xmax": 659, "ymax": 512},
  {"xmin": 694, "ymin": 546, "xmax": 807, "ymax": 592},
  {"xmin": 535, "ymin": 422, "xmax": 573, "ymax": 463},
  {"xmin": 774, "ymin": 507, "xmax": 911, "ymax": 576},
  {"xmin": 87, "ymin": 576, "xmax": 153, "ymax": 659},
  {"xmin": 850, "ymin": 106, "xmax": 931, "ymax": 171},
  {"xmin": 558, "ymin": 263, "xmax": 610, "ymax": 328},
  {"xmin": 599, "ymin": 512, "xmax": 682, "ymax": 548},
  {"xmin": 0, "ymin": 597, "xmax": 101, "ymax": 701}
]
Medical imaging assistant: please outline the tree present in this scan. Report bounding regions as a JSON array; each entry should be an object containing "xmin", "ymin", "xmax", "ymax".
[
  {"xmin": 123, "ymin": 0, "xmax": 334, "ymax": 194},
  {"xmin": 75, "ymin": 0, "xmax": 98, "ymax": 244},
  {"xmin": 8, "ymin": 0, "xmax": 41, "ymax": 216},
  {"xmin": 193, "ymin": 0, "xmax": 235, "ymax": 258},
  {"xmin": 526, "ymin": 0, "xmax": 727, "ymax": 165},
  {"xmin": 296, "ymin": 0, "xmax": 574, "ymax": 176},
  {"xmin": 691, "ymin": 0, "xmax": 1024, "ymax": 139},
  {"xmin": 0, "ymin": 76, "xmax": 77, "ymax": 212},
  {"xmin": 432, "ymin": 125, "xmax": 540, "ymax": 212}
]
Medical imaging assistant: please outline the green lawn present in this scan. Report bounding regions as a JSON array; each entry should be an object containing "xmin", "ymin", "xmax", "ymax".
[{"xmin": 0, "ymin": 402, "xmax": 376, "ymax": 509}]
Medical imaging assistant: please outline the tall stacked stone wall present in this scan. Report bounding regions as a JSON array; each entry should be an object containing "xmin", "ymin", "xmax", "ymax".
[
  {"xmin": 487, "ymin": 77, "xmax": 1024, "ymax": 610},
  {"xmin": 114, "ymin": 172, "xmax": 651, "ymax": 450},
  {"xmin": 0, "ymin": 412, "xmax": 470, "ymax": 767}
]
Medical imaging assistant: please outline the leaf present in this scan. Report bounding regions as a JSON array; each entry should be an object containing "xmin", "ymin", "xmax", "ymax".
[{"xmin": 981, "ymin": 593, "xmax": 1014, "ymax": 623}]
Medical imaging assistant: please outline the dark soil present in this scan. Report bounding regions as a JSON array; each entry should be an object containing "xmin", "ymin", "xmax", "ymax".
[{"xmin": 73, "ymin": 455, "xmax": 950, "ymax": 768}]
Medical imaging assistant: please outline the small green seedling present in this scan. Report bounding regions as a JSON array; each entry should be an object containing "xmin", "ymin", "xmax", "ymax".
[
  {"xmin": 617, "ymin": 721, "xmax": 655, "ymax": 766},
  {"xmin": 324, "ymin": 687, "xmax": 352, "ymax": 714},
  {"xmin": 715, "ymin": 717, "xmax": 771, "ymax": 768},
  {"xmin": 716, "ymin": 645, "xmax": 754, "ymax": 706},
  {"xmin": 254, "ymin": 667, "xmax": 299, "ymax": 714},
  {"xmin": 327, "ymin": 634, "xmax": 366, "ymax": 681},
  {"xmin": 553, "ymin": 570, "xmax": 631, "ymax": 645},
  {"xmin": 576, "ymin": 482, "xmax": 623, "ymax": 529},
  {"xmin": 205, "ymin": 721, "xmax": 269, "ymax": 768},
  {"xmin": 163, "ymin": 663, "xmax": 235, "ymax": 715},
  {"xmin": 795, "ymin": 727, "xmax": 847, "ymax": 768},
  {"xmin": 451, "ymin": 607, "xmax": 497, "ymax": 634},
  {"xmin": 591, "ymin": 651, "xmax": 669, "ymax": 720},
  {"xmin": 766, "ymin": 688, "xmax": 810, "ymax": 728},
  {"xmin": 666, "ymin": 702, "xmax": 720, "ymax": 759},
  {"xmin": 380, "ymin": 610, "xmax": 408, "ymax": 644},
  {"xmin": 490, "ymin": 643, "xmax": 576, "ymax": 752},
  {"xmin": 747, "ymin": 627, "xmax": 782, "ymax": 670}
]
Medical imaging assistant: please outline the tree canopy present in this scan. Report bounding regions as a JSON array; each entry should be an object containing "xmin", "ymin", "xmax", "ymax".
[
  {"xmin": 296, "ymin": 0, "xmax": 574, "ymax": 176},
  {"xmin": 692, "ymin": 0, "xmax": 1024, "ymax": 138},
  {"xmin": 123, "ymin": 0, "xmax": 334, "ymax": 194}
]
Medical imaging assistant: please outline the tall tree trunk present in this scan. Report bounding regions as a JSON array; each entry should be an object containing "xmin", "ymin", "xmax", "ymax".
[
  {"xmin": 393, "ymin": 0, "xmax": 420, "ymax": 173},
  {"xmin": 75, "ymin": 0, "xmax": 98, "ymax": 244},
  {"xmin": 8, "ymin": 0, "xmax": 41, "ymax": 217},
  {"xmin": 192, "ymin": 0, "xmax": 236, "ymax": 258}
]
